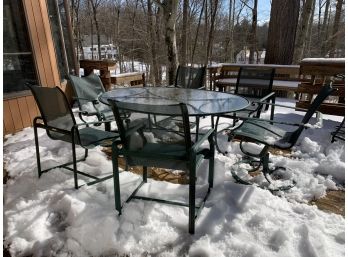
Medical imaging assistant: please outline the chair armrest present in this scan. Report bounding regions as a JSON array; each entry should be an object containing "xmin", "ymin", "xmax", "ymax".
[
  {"xmin": 258, "ymin": 92, "xmax": 275, "ymax": 102},
  {"xmin": 191, "ymin": 128, "xmax": 215, "ymax": 153},
  {"xmin": 252, "ymin": 100, "xmax": 309, "ymax": 112},
  {"xmin": 242, "ymin": 117, "xmax": 306, "ymax": 127},
  {"xmin": 75, "ymin": 119, "xmax": 114, "ymax": 127}
]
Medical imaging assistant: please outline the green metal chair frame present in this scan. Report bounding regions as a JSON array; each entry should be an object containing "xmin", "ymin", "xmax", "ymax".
[
  {"xmin": 229, "ymin": 84, "xmax": 335, "ymax": 191},
  {"xmin": 28, "ymin": 85, "xmax": 120, "ymax": 189},
  {"xmin": 174, "ymin": 65, "xmax": 208, "ymax": 140},
  {"xmin": 108, "ymin": 100, "xmax": 215, "ymax": 234},
  {"xmin": 331, "ymin": 117, "xmax": 345, "ymax": 143},
  {"xmin": 214, "ymin": 67, "xmax": 276, "ymax": 153},
  {"xmin": 69, "ymin": 73, "xmax": 115, "ymax": 131}
]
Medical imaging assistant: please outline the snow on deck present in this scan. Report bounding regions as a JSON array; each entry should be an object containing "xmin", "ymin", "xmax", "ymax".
[{"xmin": 3, "ymin": 98, "xmax": 345, "ymax": 257}]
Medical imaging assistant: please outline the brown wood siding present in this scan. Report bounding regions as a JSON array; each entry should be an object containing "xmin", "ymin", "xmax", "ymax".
[
  {"xmin": 8, "ymin": 99, "xmax": 24, "ymax": 131},
  {"xmin": 4, "ymin": 101, "xmax": 15, "ymax": 134},
  {"xmin": 3, "ymin": 96, "xmax": 40, "ymax": 135}
]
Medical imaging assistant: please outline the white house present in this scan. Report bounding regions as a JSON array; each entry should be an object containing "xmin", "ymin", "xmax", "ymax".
[
  {"xmin": 80, "ymin": 44, "xmax": 118, "ymax": 60},
  {"xmin": 236, "ymin": 47, "xmax": 266, "ymax": 64}
]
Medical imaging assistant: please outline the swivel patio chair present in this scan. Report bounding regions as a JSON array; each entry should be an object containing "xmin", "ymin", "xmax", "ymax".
[
  {"xmin": 28, "ymin": 85, "xmax": 120, "ymax": 189},
  {"xmin": 229, "ymin": 83, "xmax": 335, "ymax": 191},
  {"xmin": 108, "ymin": 100, "xmax": 215, "ymax": 234},
  {"xmin": 214, "ymin": 67, "xmax": 276, "ymax": 152},
  {"xmin": 69, "ymin": 73, "xmax": 117, "ymax": 131}
]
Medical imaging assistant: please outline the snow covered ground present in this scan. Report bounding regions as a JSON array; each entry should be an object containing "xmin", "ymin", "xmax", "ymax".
[{"xmin": 3, "ymin": 98, "xmax": 345, "ymax": 257}]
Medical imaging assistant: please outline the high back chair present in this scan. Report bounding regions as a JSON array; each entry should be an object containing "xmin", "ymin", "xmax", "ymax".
[
  {"xmin": 229, "ymin": 84, "xmax": 335, "ymax": 191},
  {"xmin": 108, "ymin": 100, "xmax": 215, "ymax": 234},
  {"xmin": 28, "ymin": 85, "xmax": 119, "ymax": 189},
  {"xmin": 69, "ymin": 73, "xmax": 115, "ymax": 131},
  {"xmin": 174, "ymin": 65, "xmax": 206, "ymax": 89},
  {"xmin": 214, "ymin": 67, "xmax": 276, "ymax": 152}
]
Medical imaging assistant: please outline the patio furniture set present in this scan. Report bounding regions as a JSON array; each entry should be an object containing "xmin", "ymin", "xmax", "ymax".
[{"xmin": 27, "ymin": 65, "xmax": 336, "ymax": 234}]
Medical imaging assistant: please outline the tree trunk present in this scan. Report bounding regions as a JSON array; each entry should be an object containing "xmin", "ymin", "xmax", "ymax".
[
  {"xmin": 328, "ymin": 0, "xmax": 343, "ymax": 57},
  {"xmin": 179, "ymin": 0, "xmax": 188, "ymax": 66},
  {"xmin": 304, "ymin": 0, "xmax": 316, "ymax": 55},
  {"xmin": 248, "ymin": 0, "xmax": 258, "ymax": 64},
  {"xmin": 264, "ymin": 0, "xmax": 300, "ymax": 64},
  {"xmin": 205, "ymin": 0, "xmax": 218, "ymax": 66},
  {"xmin": 229, "ymin": 0, "xmax": 236, "ymax": 62},
  {"xmin": 320, "ymin": 0, "xmax": 331, "ymax": 55},
  {"xmin": 147, "ymin": 0, "xmax": 161, "ymax": 85},
  {"xmin": 293, "ymin": 0, "xmax": 315, "ymax": 63},
  {"xmin": 159, "ymin": 0, "xmax": 179, "ymax": 84},
  {"xmin": 90, "ymin": 0, "xmax": 102, "ymax": 60}
]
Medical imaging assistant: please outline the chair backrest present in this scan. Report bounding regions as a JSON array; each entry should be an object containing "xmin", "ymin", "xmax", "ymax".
[
  {"xmin": 108, "ymin": 100, "xmax": 192, "ymax": 152},
  {"xmin": 69, "ymin": 73, "xmax": 106, "ymax": 112},
  {"xmin": 175, "ymin": 66, "xmax": 206, "ymax": 89},
  {"xmin": 281, "ymin": 84, "xmax": 335, "ymax": 148},
  {"xmin": 27, "ymin": 85, "xmax": 77, "ymax": 140},
  {"xmin": 235, "ymin": 67, "xmax": 275, "ymax": 97}
]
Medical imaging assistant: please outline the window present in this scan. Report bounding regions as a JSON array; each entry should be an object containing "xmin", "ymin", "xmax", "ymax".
[
  {"xmin": 46, "ymin": 0, "xmax": 74, "ymax": 79},
  {"xmin": 3, "ymin": 0, "xmax": 37, "ymax": 94}
]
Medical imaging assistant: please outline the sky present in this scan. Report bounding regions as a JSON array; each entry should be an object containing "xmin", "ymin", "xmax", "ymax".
[{"xmin": 222, "ymin": 0, "xmax": 271, "ymax": 24}]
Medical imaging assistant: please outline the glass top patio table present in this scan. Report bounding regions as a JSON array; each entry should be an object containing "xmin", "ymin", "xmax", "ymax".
[{"xmin": 99, "ymin": 87, "xmax": 249, "ymax": 116}]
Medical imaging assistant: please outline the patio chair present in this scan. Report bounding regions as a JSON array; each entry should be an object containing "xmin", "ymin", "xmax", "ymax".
[
  {"xmin": 176, "ymin": 65, "xmax": 208, "ymax": 138},
  {"xmin": 331, "ymin": 117, "xmax": 345, "ymax": 143},
  {"xmin": 175, "ymin": 65, "xmax": 206, "ymax": 89},
  {"xmin": 108, "ymin": 100, "xmax": 215, "ymax": 234},
  {"xmin": 229, "ymin": 83, "xmax": 335, "ymax": 191},
  {"xmin": 28, "ymin": 84, "xmax": 120, "ymax": 189},
  {"xmin": 68, "ymin": 73, "xmax": 117, "ymax": 131},
  {"xmin": 214, "ymin": 67, "xmax": 275, "ymax": 152}
]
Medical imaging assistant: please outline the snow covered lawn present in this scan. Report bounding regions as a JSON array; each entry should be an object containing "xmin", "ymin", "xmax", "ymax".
[{"xmin": 3, "ymin": 98, "xmax": 345, "ymax": 257}]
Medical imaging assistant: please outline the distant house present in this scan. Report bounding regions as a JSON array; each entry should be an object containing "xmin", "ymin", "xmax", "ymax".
[
  {"xmin": 236, "ymin": 48, "xmax": 266, "ymax": 64},
  {"xmin": 81, "ymin": 44, "xmax": 118, "ymax": 60}
]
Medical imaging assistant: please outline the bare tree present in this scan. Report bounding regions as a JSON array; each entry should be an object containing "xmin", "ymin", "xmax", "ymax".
[
  {"xmin": 293, "ymin": 0, "xmax": 315, "ymax": 63},
  {"xmin": 328, "ymin": 0, "xmax": 343, "ymax": 57},
  {"xmin": 264, "ymin": 0, "xmax": 300, "ymax": 64},
  {"xmin": 205, "ymin": 0, "xmax": 219, "ymax": 65},
  {"xmin": 146, "ymin": 0, "xmax": 161, "ymax": 84},
  {"xmin": 154, "ymin": 0, "xmax": 179, "ymax": 84},
  {"xmin": 320, "ymin": 0, "xmax": 331, "ymax": 55},
  {"xmin": 89, "ymin": 0, "xmax": 104, "ymax": 60},
  {"xmin": 179, "ymin": 0, "xmax": 189, "ymax": 65}
]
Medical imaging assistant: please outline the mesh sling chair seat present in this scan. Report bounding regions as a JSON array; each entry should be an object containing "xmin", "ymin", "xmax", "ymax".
[
  {"xmin": 229, "ymin": 84, "xmax": 335, "ymax": 191},
  {"xmin": 28, "ymin": 85, "xmax": 120, "ymax": 189},
  {"xmin": 108, "ymin": 100, "xmax": 215, "ymax": 234},
  {"xmin": 69, "ymin": 73, "xmax": 129, "ymax": 131}
]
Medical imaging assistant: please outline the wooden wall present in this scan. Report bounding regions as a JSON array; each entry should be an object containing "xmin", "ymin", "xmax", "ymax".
[{"xmin": 4, "ymin": 0, "xmax": 60, "ymax": 135}]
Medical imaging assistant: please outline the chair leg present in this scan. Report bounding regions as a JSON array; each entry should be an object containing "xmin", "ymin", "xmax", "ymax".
[
  {"xmin": 105, "ymin": 121, "xmax": 111, "ymax": 132},
  {"xmin": 72, "ymin": 140, "xmax": 78, "ymax": 189},
  {"xmin": 112, "ymin": 143, "xmax": 122, "ymax": 214},
  {"xmin": 195, "ymin": 117, "xmax": 200, "ymax": 142},
  {"xmin": 208, "ymin": 136, "xmax": 215, "ymax": 188},
  {"xmin": 143, "ymin": 166, "xmax": 147, "ymax": 183},
  {"xmin": 33, "ymin": 123, "xmax": 42, "ymax": 178},
  {"xmin": 189, "ymin": 163, "xmax": 196, "ymax": 234}
]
